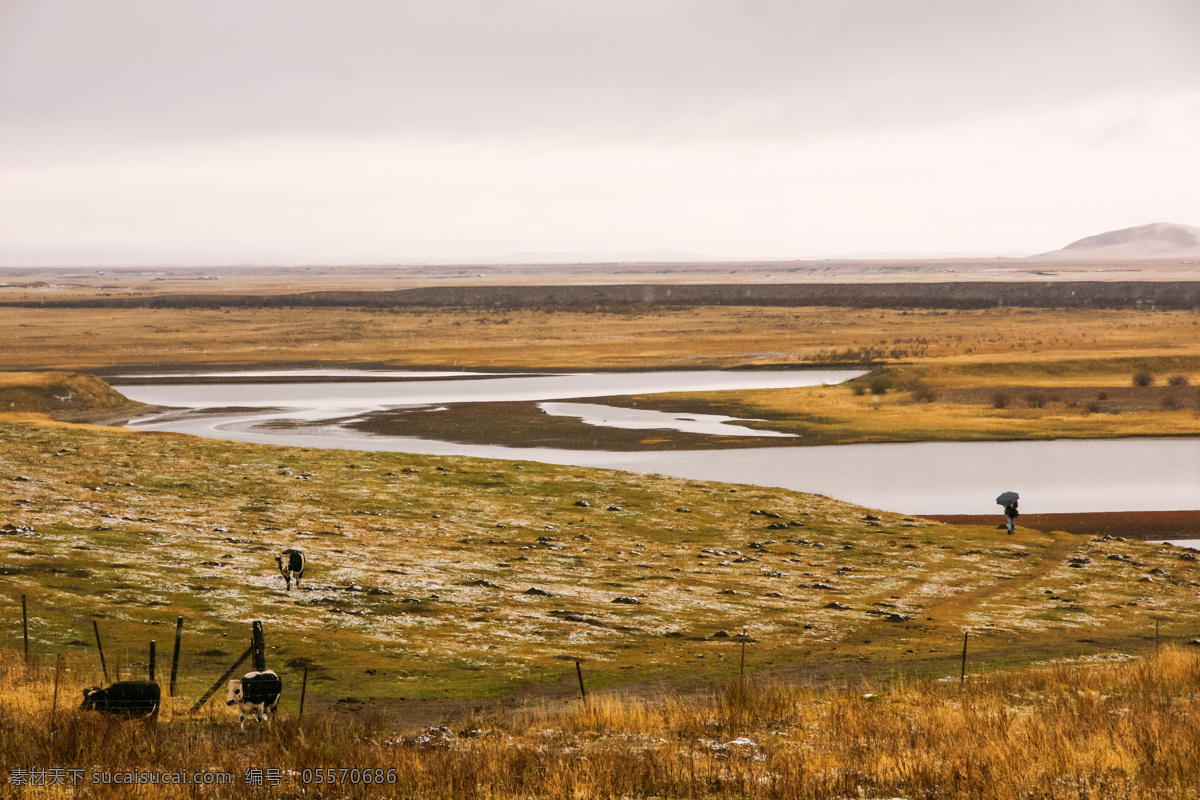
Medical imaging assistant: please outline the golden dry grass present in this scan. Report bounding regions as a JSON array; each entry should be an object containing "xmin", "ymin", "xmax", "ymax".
[
  {"xmin": 4, "ymin": 645, "xmax": 1200, "ymax": 798},
  {"xmin": 635, "ymin": 379, "xmax": 1200, "ymax": 446},
  {"xmin": 3, "ymin": 305, "xmax": 1200, "ymax": 371}
]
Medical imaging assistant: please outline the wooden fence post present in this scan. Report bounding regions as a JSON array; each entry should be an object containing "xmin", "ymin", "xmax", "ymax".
[
  {"xmin": 960, "ymin": 631, "xmax": 968, "ymax": 684},
  {"xmin": 252, "ymin": 621, "xmax": 266, "ymax": 672},
  {"xmin": 51, "ymin": 653, "xmax": 63, "ymax": 732},
  {"xmin": 170, "ymin": 616, "xmax": 184, "ymax": 696},
  {"xmin": 149, "ymin": 640, "xmax": 156, "ymax": 681},
  {"xmin": 299, "ymin": 666, "xmax": 308, "ymax": 716},
  {"xmin": 575, "ymin": 660, "xmax": 587, "ymax": 702},
  {"xmin": 93, "ymin": 620, "xmax": 109, "ymax": 683},
  {"xmin": 22, "ymin": 595, "xmax": 29, "ymax": 666}
]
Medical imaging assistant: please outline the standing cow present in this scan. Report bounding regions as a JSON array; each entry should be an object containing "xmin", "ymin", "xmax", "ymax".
[
  {"xmin": 275, "ymin": 548, "xmax": 305, "ymax": 590},
  {"xmin": 226, "ymin": 669, "xmax": 283, "ymax": 729},
  {"xmin": 81, "ymin": 680, "xmax": 161, "ymax": 719}
]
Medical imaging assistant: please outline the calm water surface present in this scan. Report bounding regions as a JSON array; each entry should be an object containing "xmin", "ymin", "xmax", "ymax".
[{"xmin": 121, "ymin": 370, "xmax": 1200, "ymax": 516}]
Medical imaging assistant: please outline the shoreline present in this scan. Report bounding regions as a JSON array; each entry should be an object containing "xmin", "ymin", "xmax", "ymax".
[{"xmin": 924, "ymin": 510, "xmax": 1200, "ymax": 542}]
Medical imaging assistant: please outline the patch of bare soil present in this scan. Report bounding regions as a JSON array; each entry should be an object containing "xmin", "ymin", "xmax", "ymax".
[{"xmin": 925, "ymin": 511, "xmax": 1200, "ymax": 541}]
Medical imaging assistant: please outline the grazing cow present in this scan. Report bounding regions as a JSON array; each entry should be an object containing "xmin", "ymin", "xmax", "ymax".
[
  {"xmin": 275, "ymin": 548, "xmax": 305, "ymax": 590},
  {"xmin": 80, "ymin": 680, "xmax": 160, "ymax": 719},
  {"xmin": 226, "ymin": 669, "xmax": 282, "ymax": 729}
]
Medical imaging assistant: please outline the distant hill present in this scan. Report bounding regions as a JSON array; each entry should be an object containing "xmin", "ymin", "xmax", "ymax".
[{"xmin": 1036, "ymin": 222, "xmax": 1200, "ymax": 260}]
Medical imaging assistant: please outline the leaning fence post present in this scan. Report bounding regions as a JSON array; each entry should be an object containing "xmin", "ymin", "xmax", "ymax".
[
  {"xmin": 93, "ymin": 620, "xmax": 109, "ymax": 683},
  {"xmin": 299, "ymin": 666, "xmax": 308, "ymax": 717},
  {"xmin": 1156, "ymin": 619, "xmax": 1161, "ymax": 657},
  {"xmin": 189, "ymin": 645, "xmax": 254, "ymax": 713},
  {"xmin": 575, "ymin": 660, "xmax": 587, "ymax": 703},
  {"xmin": 22, "ymin": 595, "xmax": 29, "ymax": 666},
  {"xmin": 960, "ymin": 630, "xmax": 968, "ymax": 684},
  {"xmin": 170, "ymin": 616, "xmax": 184, "ymax": 696},
  {"xmin": 149, "ymin": 640, "xmax": 156, "ymax": 681}
]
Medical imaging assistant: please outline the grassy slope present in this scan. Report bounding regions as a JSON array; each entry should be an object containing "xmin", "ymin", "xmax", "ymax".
[
  {"xmin": 0, "ymin": 371, "xmax": 149, "ymax": 421},
  {"xmin": 3, "ymin": 419, "xmax": 1198, "ymax": 718}
]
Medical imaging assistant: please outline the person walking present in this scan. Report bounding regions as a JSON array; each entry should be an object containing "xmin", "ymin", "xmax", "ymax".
[{"xmin": 996, "ymin": 491, "xmax": 1019, "ymax": 535}]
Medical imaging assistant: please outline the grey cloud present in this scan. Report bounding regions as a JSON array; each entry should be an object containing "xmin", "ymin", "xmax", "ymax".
[{"xmin": 2, "ymin": 0, "xmax": 1199, "ymax": 148}]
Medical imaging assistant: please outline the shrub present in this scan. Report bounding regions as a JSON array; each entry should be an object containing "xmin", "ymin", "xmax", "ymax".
[
  {"xmin": 1026, "ymin": 393, "xmax": 1047, "ymax": 409},
  {"xmin": 1162, "ymin": 396, "xmax": 1180, "ymax": 410},
  {"xmin": 1168, "ymin": 374, "xmax": 1190, "ymax": 387},
  {"xmin": 869, "ymin": 376, "xmax": 893, "ymax": 396},
  {"xmin": 1133, "ymin": 370, "xmax": 1154, "ymax": 387},
  {"xmin": 1097, "ymin": 391, "xmax": 1108, "ymax": 400},
  {"xmin": 852, "ymin": 383, "xmax": 867, "ymax": 396},
  {"xmin": 1086, "ymin": 400, "xmax": 1102, "ymax": 414},
  {"xmin": 911, "ymin": 383, "xmax": 937, "ymax": 403},
  {"xmin": 992, "ymin": 393, "xmax": 1010, "ymax": 409}
]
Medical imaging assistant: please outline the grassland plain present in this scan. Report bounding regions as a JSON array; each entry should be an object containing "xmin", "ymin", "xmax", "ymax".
[
  {"xmin": 4, "ymin": 295, "xmax": 1200, "ymax": 796},
  {"xmin": 3, "ymin": 305, "xmax": 1200, "ymax": 372},
  {"xmin": 3, "ymin": 419, "xmax": 1198, "ymax": 713}
]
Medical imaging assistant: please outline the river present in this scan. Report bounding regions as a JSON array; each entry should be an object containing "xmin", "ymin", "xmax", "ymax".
[{"xmin": 117, "ymin": 369, "xmax": 1200, "ymax": 517}]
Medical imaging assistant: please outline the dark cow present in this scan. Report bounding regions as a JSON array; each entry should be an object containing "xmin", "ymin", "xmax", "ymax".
[
  {"xmin": 226, "ymin": 669, "xmax": 283, "ymax": 729},
  {"xmin": 80, "ymin": 680, "xmax": 161, "ymax": 719},
  {"xmin": 275, "ymin": 548, "xmax": 305, "ymax": 590}
]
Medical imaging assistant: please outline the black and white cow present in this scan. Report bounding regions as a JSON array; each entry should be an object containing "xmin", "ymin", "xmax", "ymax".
[
  {"xmin": 80, "ymin": 680, "xmax": 161, "ymax": 719},
  {"xmin": 226, "ymin": 669, "xmax": 283, "ymax": 729},
  {"xmin": 275, "ymin": 548, "xmax": 305, "ymax": 590}
]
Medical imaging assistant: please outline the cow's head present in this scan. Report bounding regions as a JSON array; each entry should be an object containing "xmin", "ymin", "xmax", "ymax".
[
  {"xmin": 80, "ymin": 687, "xmax": 102, "ymax": 709},
  {"xmin": 226, "ymin": 679, "xmax": 243, "ymax": 706}
]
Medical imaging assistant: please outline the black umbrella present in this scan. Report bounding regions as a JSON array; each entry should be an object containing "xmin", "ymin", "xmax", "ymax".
[{"xmin": 996, "ymin": 491, "xmax": 1019, "ymax": 506}]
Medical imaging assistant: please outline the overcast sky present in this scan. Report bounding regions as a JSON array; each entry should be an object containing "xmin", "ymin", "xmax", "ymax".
[{"xmin": 2, "ymin": 0, "xmax": 1199, "ymax": 266}]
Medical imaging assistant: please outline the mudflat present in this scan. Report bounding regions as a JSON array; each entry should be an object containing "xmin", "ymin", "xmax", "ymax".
[{"xmin": 927, "ymin": 510, "xmax": 1200, "ymax": 542}]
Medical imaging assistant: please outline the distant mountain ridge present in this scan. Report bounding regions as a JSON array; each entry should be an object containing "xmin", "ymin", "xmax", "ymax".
[{"xmin": 1037, "ymin": 222, "xmax": 1200, "ymax": 260}]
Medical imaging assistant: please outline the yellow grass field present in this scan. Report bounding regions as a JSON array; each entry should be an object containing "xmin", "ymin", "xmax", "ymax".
[
  {"xmin": 3, "ymin": 305, "xmax": 1200, "ymax": 371},
  {"xmin": 4, "ymin": 645, "xmax": 1200, "ymax": 798}
]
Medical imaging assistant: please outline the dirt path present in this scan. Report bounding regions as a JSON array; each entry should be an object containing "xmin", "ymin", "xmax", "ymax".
[{"xmin": 921, "ymin": 529, "xmax": 1082, "ymax": 623}]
